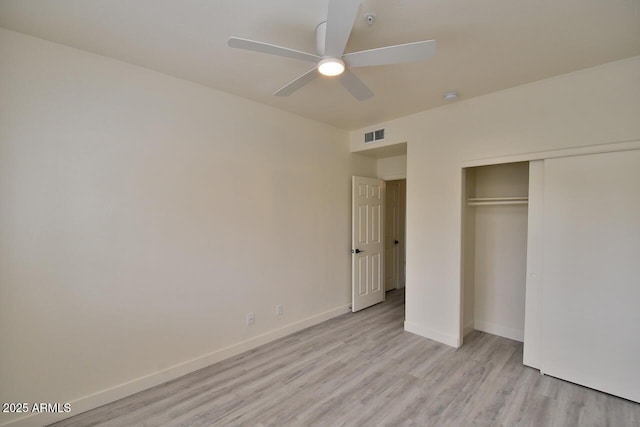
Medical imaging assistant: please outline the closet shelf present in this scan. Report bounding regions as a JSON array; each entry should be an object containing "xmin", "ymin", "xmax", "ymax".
[{"xmin": 467, "ymin": 196, "xmax": 528, "ymax": 206}]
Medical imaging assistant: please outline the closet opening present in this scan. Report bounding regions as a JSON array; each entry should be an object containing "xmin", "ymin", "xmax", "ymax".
[
  {"xmin": 384, "ymin": 179, "xmax": 406, "ymax": 292},
  {"xmin": 461, "ymin": 161, "xmax": 529, "ymax": 346}
]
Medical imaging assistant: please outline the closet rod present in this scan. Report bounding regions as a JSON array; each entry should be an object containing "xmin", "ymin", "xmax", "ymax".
[{"xmin": 467, "ymin": 196, "xmax": 528, "ymax": 206}]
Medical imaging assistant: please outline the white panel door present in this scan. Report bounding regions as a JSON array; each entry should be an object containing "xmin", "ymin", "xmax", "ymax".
[
  {"xmin": 541, "ymin": 149, "xmax": 640, "ymax": 403},
  {"xmin": 352, "ymin": 176, "xmax": 385, "ymax": 312}
]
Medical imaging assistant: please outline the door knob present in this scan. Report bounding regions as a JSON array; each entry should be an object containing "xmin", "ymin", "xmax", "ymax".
[
  {"xmin": 351, "ymin": 249, "xmax": 364, "ymax": 254},
  {"xmin": 394, "ymin": 240, "xmax": 399, "ymax": 245}
]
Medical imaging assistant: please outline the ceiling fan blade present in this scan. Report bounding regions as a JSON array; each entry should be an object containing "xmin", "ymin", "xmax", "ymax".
[
  {"xmin": 343, "ymin": 40, "xmax": 436, "ymax": 68},
  {"xmin": 228, "ymin": 37, "xmax": 320, "ymax": 63},
  {"xmin": 274, "ymin": 68, "xmax": 318, "ymax": 97},
  {"xmin": 324, "ymin": 0, "xmax": 361, "ymax": 58},
  {"xmin": 338, "ymin": 70, "xmax": 373, "ymax": 101}
]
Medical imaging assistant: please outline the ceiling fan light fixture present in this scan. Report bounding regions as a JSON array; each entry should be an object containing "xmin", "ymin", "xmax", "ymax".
[{"xmin": 318, "ymin": 57, "xmax": 345, "ymax": 76}]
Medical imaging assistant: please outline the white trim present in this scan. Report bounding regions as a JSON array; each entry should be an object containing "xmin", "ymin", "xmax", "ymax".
[
  {"xmin": 404, "ymin": 320, "xmax": 460, "ymax": 348},
  {"xmin": 1, "ymin": 305, "xmax": 351, "ymax": 427},
  {"xmin": 474, "ymin": 320, "xmax": 524, "ymax": 342},
  {"xmin": 463, "ymin": 321, "xmax": 475, "ymax": 337},
  {"xmin": 461, "ymin": 139, "xmax": 640, "ymax": 168}
]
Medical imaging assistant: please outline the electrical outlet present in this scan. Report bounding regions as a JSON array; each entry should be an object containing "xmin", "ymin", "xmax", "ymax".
[
  {"xmin": 276, "ymin": 304, "xmax": 284, "ymax": 316},
  {"xmin": 246, "ymin": 312, "xmax": 255, "ymax": 326}
]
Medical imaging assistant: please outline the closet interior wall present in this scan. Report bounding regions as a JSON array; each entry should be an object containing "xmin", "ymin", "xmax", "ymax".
[{"xmin": 463, "ymin": 162, "xmax": 529, "ymax": 343}]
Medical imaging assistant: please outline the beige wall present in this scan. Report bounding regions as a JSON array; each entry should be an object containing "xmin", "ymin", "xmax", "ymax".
[
  {"xmin": 350, "ymin": 56, "xmax": 640, "ymax": 346},
  {"xmin": 0, "ymin": 28, "xmax": 375, "ymax": 426},
  {"xmin": 377, "ymin": 155, "xmax": 407, "ymax": 180}
]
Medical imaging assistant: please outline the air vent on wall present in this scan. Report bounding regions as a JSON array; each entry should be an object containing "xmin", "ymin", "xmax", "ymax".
[
  {"xmin": 364, "ymin": 128, "xmax": 385, "ymax": 143},
  {"xmin": 364, "ymin": 131, "xmax": 374, "ymax": 143}
]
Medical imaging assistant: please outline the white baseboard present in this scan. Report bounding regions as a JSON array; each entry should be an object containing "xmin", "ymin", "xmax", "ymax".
[
  {"xmin": 404, "ymin": 321, "xmax": 460, "ymax": 348},
  {"xmin": 463, "ymin": 321, "xmax": 475, "ymax": 337},
  {"xmin": 474, "ymin": 319, "xmax": 524, "ymax": 342},
  {"xmin": 1, "ymin": 305, "xmax": 351, "ymax": 427}
]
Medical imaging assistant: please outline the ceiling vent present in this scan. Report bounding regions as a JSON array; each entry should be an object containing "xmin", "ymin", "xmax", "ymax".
[{"xmin": 364, "ymin": 128, "xmax": 385, "ymax": 143}]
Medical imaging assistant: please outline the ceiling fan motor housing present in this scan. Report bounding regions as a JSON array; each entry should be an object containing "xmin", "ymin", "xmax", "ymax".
[{"xmin": 315, "ymin": 21, "xmax": 327, "ymax": 56}]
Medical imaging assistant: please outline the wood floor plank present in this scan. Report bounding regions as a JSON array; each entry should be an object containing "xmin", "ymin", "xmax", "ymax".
[{"xmin": 50, "ymin": 289, "xmax": 640, "ymax": 427}]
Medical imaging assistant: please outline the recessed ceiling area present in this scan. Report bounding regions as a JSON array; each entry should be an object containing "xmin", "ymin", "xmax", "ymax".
[{"xmin": 0, "ymin": 0, "xmax": 638, "ymax": 130}]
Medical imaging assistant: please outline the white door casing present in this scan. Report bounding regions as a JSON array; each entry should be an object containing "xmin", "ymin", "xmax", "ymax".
[{"xmin": 352, "ymin": 176, "xmax": 385, "ymax": 312}]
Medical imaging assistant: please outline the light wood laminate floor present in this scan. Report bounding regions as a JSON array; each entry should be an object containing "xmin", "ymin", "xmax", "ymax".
[{"xmin": 51, "ymin": 289, "xmax": 640, "ymax": 426}]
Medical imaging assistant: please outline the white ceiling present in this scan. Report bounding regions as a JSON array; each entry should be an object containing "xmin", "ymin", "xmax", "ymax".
[{"xmin": 1, "ymin": 0, "xmax": 639, "ymax": 130}]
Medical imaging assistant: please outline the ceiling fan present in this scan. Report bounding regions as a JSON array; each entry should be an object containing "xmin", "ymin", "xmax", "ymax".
[{"xmin": 227, "ymin": 0, "xmax": 436, "ymax": 101}]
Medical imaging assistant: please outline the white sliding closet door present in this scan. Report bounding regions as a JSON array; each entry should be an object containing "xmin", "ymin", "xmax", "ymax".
[{"xmin": 541, "ymin": 149, "xmax": 640, "ymax": 403}]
